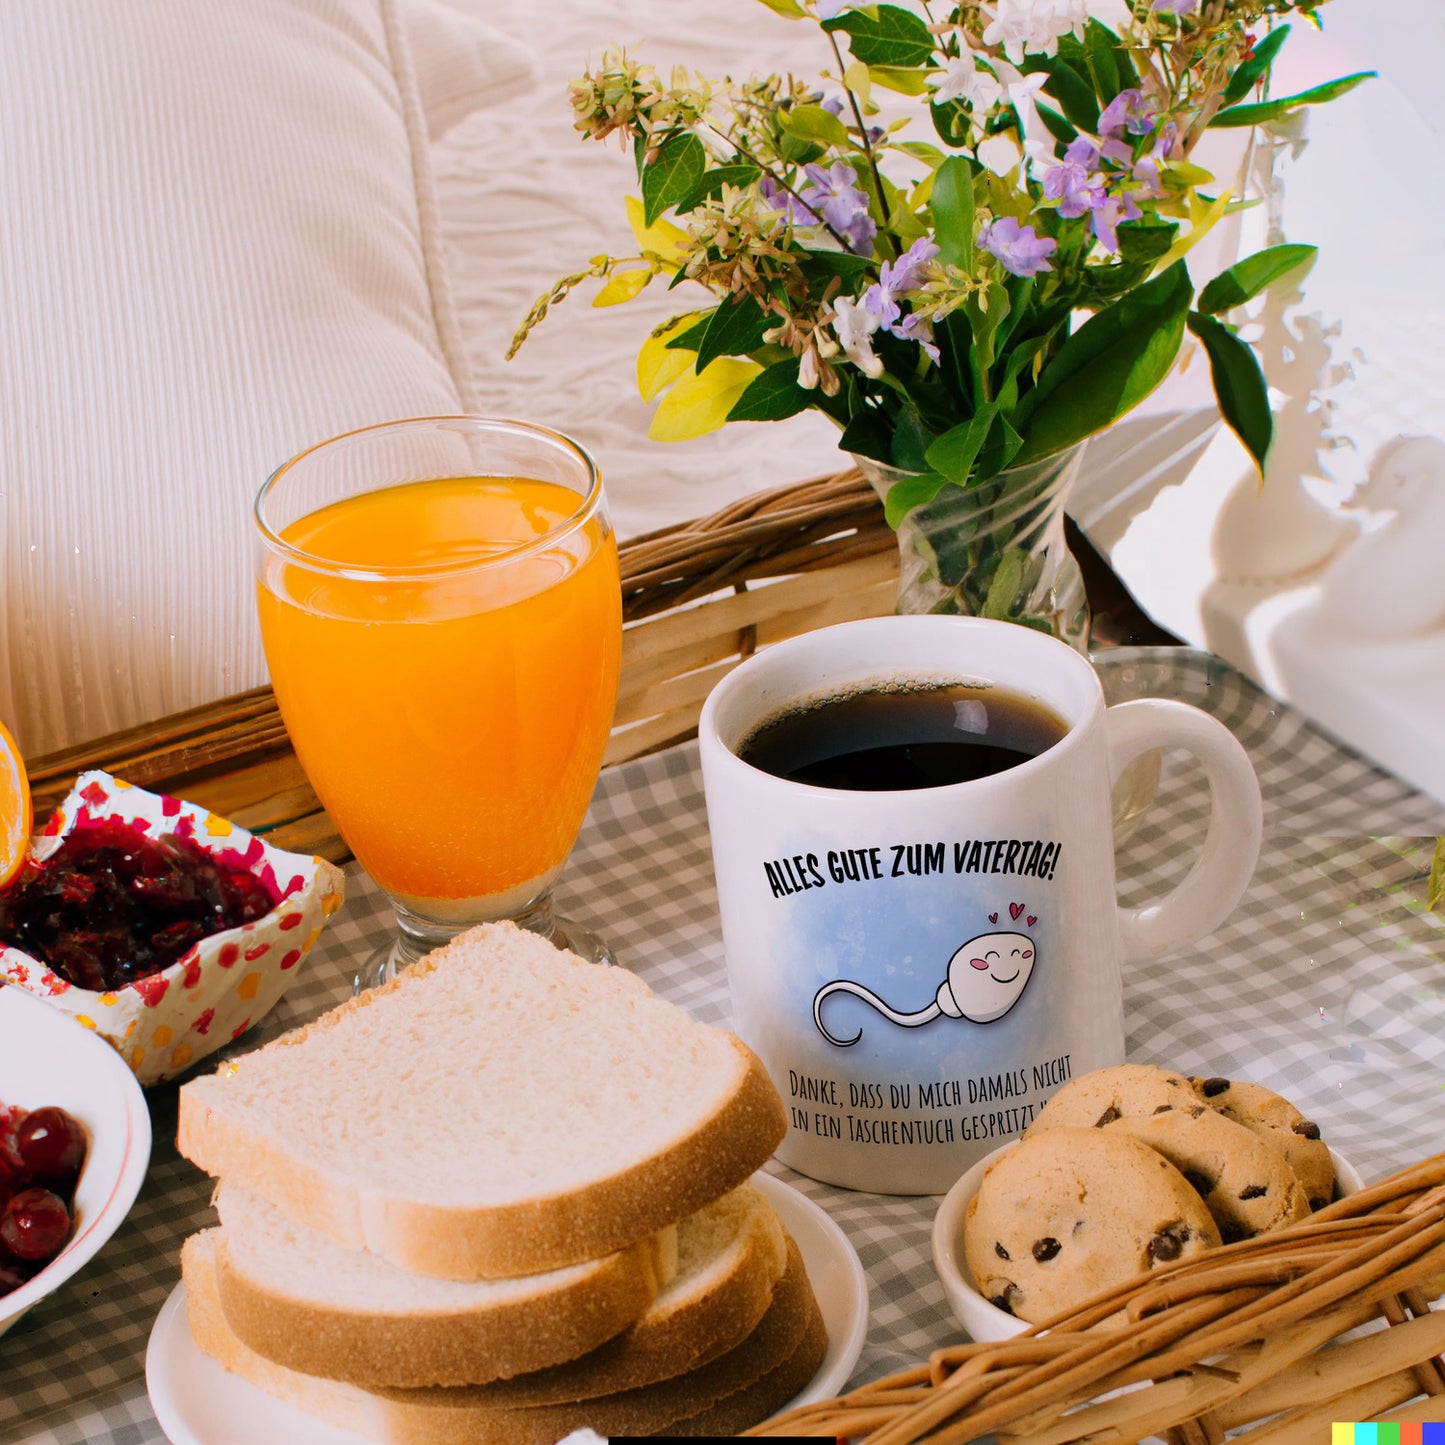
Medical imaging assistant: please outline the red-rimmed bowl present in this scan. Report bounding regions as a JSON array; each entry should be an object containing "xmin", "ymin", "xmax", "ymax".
[{"xmin": 0, "ymin": 982, "xmax": 151, "ymax": 1335}]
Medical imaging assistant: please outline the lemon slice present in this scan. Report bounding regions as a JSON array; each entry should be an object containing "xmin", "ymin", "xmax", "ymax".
[{"xmin": 0, "ymin": 719, "xmax": 32, "ymax": 889}]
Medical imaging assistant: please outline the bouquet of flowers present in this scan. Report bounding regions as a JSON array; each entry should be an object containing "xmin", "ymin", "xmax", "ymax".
[{"xmin": 512, "ymin": 0, "xmax": 1367, "ymax": 632}]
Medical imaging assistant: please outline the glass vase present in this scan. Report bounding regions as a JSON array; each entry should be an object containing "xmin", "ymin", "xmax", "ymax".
[{"xmin": 857, "ymin": 441, "xmax": 1090, "ymax": 653}]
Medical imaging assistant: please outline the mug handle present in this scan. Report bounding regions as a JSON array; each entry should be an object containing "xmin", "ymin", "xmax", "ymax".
[{"xmin": 1105, "ymin": 699, "xmax": 1263, "ymax": 964}]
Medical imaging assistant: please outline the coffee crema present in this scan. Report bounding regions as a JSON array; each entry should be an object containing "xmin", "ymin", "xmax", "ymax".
[{"xmin": 737, "ymin": 680, "xmax": 1068, "ymax": 791}]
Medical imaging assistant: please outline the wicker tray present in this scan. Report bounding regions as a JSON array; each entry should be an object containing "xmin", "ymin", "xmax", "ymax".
[{"xmin": 23, "ymin": 467, "xmax": 899, "ymax": 860}]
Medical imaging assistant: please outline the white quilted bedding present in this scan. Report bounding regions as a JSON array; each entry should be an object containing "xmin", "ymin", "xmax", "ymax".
[{"xmin": 429, "ymin": 0, "xmax": 849, "ymax": 541}]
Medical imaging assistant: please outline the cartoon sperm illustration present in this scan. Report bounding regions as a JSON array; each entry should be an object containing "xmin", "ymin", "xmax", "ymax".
[{"xmin": 813, "ymin": 928, "xmax": 1037, "ymax": 1046}]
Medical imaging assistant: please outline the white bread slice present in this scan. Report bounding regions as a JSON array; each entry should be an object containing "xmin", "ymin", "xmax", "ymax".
[
  {"xmin": 212, "ymin": 1186, "xmax": 677, "ymax": 1387},
  {"xmin": 176, "ymin": 923, "xmax": 787, "ymax": 1279},
  {"xmin": 212, "ymin": 1180, "xmax": 786, "ymax": 1390},
  {"xmin": 459, "ymin": 1181, "xmax": 789, "ymax": 1404},
  {"xmin": 183, "ymin": 1231, "xmax": 827, "ymax": 1444}
]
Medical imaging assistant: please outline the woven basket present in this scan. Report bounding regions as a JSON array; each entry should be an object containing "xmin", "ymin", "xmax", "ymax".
[
  {"xmin": 754, "ymin": 1155, "xmax": 1445, "ymax": 1443},
  {"xmin": 24, "ymin": 466, "xmax": 898, "ymax": 859}
]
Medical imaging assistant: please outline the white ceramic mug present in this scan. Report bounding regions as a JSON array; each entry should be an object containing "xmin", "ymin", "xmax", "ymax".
[{"xmin": 698, "ymin": 617, "xmax": 1263, "ymax": 1194}]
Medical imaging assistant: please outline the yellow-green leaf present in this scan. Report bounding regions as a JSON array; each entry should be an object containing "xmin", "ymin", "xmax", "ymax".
[
  {"xmin": 1155, "ymin": 189, "xmax": 1234, "ymax": 273},
  {"xmin": 754, "ymin": 0, "xmax": 807, "ymax": 16},
  {"xmin": 636, "ymin": 319, "xmax": 702, "ymax": 401},
  {"xmin": 592, "ymin": 268, "xmax": 653, "ymax": 307},
  {"xmin": 843, "ymin": 61, "xmax": 873, "ymax": 110},
  {"xmin": 625, "ymin": 195, "xmax": 688, "ymax": 263},
  {"xmin": 648, "ymin": 358, "xmax": 762, "ymax": 442},
  {"xmin": 868, "ymin": 64, "xmax": 934, "ymax": 96}
]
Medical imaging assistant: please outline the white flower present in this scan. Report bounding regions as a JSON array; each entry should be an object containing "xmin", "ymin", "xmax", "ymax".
[
  {"xmin": 981, "ymin": 0, "xmax": 1088, "ymax": 63},
  {"xmin": 830, "ymin": 296, "xmax": 884, "ymax": 378},
  {"xmin": 931, "ymin": 55, "xmax": 1003, "ymax": 111},
  {"xmin": 977, "ymin": 133, "xmax": 1024, "ymax": 176}
]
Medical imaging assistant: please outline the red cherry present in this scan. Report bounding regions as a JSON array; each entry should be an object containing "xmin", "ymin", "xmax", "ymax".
[
  {"xmin": 0, "ymin": 1187, "xmax": 72, "ymax": 1262},
  {"xmin": 15, "ymin": 1107, "xmax": 86, "ymax": 1189},
  {"xmin": 0, "ymin": 1256, "xmax": 31, "ymax": 1298}
]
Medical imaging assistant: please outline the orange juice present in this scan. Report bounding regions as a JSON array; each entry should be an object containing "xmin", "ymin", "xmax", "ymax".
[{"xmin": 256, "ymin": 476, "xmax": 621, "ymax": 908}]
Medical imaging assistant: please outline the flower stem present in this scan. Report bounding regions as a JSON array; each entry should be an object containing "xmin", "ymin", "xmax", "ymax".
[{"xmin": 826, "ymin": 29, "xmax": 896, "ymax": 253}]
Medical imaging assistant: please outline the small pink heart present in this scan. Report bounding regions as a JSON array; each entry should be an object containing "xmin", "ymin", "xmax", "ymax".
[
  {"xmin": 1009, "ymin": 902, "xmax": 1024, "ymax": 920},
  {"xmin": 1027, "ymin": 915, "xmax": 1037, "ymax": 927},
  {"xmin": 988, "ymin": 912, "xmax": 998, "ymax": 924}
]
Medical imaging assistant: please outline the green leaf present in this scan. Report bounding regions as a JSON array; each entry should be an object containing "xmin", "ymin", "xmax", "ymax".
[
  {"xmin": 868, "ymin": 64, "xmax": 933, "ymax": 97},
  {"xmin": 889, "ymin": 406, "xmax": 934, "ymax": 473},
  {"xmin": 1197, "ymin": 243, "xmax": 1317, "ymax": 313},
  {"xmin": 1187, "ymin": 311, "xmax": 1273, "ymax": 473},
  {"xmin": 641, "ymin": 131, "xmax": 707, "ymax": 226},
  {"xmin": 727, "ymin": 357, "xmax": 811, "ymax": 422},
  {"xmin": 1013, "ymin": 260, "xmax": 1192, "ymax": 464},
  {"xmin": 839, "ymin": 406, "xmax": 894, "ymax": 465},
  {"xmin": 1083, "ymin": 21, "xmax": 1120, "ymax": 103},
  {"xmin": 981, "ymin": 548, "xmax": 1029, "ymax": 620},
  {"xmin": 924, "ymin": 404, "xmax": 998, "ymax": 488},
  {"xmin": 753, "ymin": 0, "xmax": 808, "ymax": 15},
  {"xmin": 895, "ymin": 139, "xmax": 947, "ymax": 166},
  {"xmin": 1021, "ymin": 55, "xmax": 1099, "ymax": 134},
  {"xmin": 1222, "ymin": 24, "xmax": 1291, "ymax": 107},
  {"xmin": 1211, "ymin": 72, "xmax": 1374, "ymax": 128},
  {"xmin": 674, "ymin": 164, "xmax": 762, "ymax": 213},
  {"xmin": 1429, "ymin": 838, "xmax": 1445, "ymax": 916},
  {"xmin": 780, "ymin": 103, "xmax": 852, "ymax": 149},
  {"xmin": 822, "ymin": 5, "xmax": 936, "ymax": 68},
  {"xmin": 883, "ymin": 470, "xmax": 950, "ymax": 528},
  {"xmin": 1034, "ymin": 101, "xmax": 1077, "ymax": 148},
  {"xmin": 665, "ymin": 311, "xmax": 714, "ymax": 351},
  {"xmin": 929, "ymin": 156, "xmax": 976, "ymax": 271},
  {"xmin": 695, "ymin": 294, "xmax": 771, "ymax": 372}
]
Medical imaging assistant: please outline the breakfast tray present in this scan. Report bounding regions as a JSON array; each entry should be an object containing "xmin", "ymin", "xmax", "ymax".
[
  {"xmin": 5, "ymin": 637, "xmax": 1445, "ymax": 1444},
  {"xmin": 9, "ymin": 468, "xmax": 1445, "ymax": 1442}
]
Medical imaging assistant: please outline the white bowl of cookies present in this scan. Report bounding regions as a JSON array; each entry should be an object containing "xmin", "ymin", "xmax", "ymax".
[{"xmin": 931, "ymin": 1063, "xmax": 1364, "ymax": 1343}]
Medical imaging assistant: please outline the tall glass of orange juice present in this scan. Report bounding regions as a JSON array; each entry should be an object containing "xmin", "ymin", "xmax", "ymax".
[{"xmin": 254, "ymin": 417, "xmax": 621, "ymax": 987}]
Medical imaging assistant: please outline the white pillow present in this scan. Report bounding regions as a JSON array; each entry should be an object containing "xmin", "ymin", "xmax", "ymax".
[
  {"xmin": 0, "ymin": 0, "xmax": 489, "ymax": 759},
  {"xmin": 403, "ymin": 0, "xmax": 537, "ymax": 140}
]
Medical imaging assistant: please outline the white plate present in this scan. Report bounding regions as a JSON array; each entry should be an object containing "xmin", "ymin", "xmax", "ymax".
[
  {"xmin": 0, "ymin": 983, "xmax": 152, "ymax": 1335},
  {"xmin": 146, "ymin": 1170, "xmax": 869, "ymax": 1444}
]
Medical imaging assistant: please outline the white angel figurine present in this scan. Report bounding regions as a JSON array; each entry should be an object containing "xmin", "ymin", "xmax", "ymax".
[{"xmin": 1313, "ymin": 435, "xmax": 1445, "ymax": 638}]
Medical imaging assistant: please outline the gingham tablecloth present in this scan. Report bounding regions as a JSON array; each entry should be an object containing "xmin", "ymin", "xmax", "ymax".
[{"xmin": 5, "ymin": 647, "xmax": 1444, "ymax": 1445}]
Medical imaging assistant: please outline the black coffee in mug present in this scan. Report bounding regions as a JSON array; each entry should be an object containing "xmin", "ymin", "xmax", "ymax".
[{"xmin": 737, "ymin": 680, "xmax": 1068, "ymax": 791}]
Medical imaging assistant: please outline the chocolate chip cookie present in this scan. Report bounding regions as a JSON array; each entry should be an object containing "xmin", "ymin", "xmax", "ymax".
[
  {"xmin": 1110, "ymin": 1107, "xmax": 1312, "ymax": 1242},
  {"xmin": 1193, "ymin": 1076, "xmax": 1334, "ymax": 1211},
  {"xmin": 962, "ymin": 1126, "xmax": 1221, "ymax": 1325},
  {"xmin": 1027, "ymin": 1063, "xmax": 1204, "ymax": 1132}
]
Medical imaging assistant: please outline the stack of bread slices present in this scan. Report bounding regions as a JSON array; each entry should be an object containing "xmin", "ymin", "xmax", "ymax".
[{"xmin": 175, "ymin": 923, "xmax": 825, "ymax": 1443}]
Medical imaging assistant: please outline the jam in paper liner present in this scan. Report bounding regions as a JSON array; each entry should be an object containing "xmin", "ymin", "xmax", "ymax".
[{"xmin": 0, "ymin": 771, "xmax": 345, "ymax": 1085}]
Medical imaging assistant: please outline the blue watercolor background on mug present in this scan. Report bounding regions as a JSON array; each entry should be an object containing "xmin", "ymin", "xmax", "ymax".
[{"xmin": 764, "ymin": 862, "xmax": 1065, "ymax": 1096}]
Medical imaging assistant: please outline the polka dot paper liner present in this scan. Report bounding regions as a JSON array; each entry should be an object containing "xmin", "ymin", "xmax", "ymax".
[{"xmin": 0, "ymin": 770, "xmax": 345, "ymax": 1085}]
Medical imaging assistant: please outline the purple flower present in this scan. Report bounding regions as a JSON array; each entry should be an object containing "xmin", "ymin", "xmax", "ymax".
[
  {"xmin": 1063, "ymin": 135, "xmax": 1100, "ymax": 169},
  {"xmin": 1099, "ymin": 88, "xmax": 1157, "ymax": 139},
  {"xmin": 881, "ymin": 237, "xmax": 939, "ymax": 294},
  {"xmin": 979, "ymin": 216, "xmax": 1057, "ymax": 277},
  {"xmin": 1042, "ymin": 156, "xmax": 1105, "ymax": 218},
  {"xmin": 857, "ymin": 238, "xmax": 941, "ymax": 357},
  {"xmin": 1153, "ymin": 0, "xmax": 1198, "ymax": 13},
  {"xmin": 893, "ymin": 311, "xmax": 940, "ymax": 364},
  {"xmin": 758, "ymin": 176, "xmax": 816, "ymax": 227},
  {"xmin": 1091, "ymin": 191, "xmax": 1142, "ymax": 252},
  {"xmin": 798, "ymin": 161, "xmax": 877, "ymax": 254}
]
